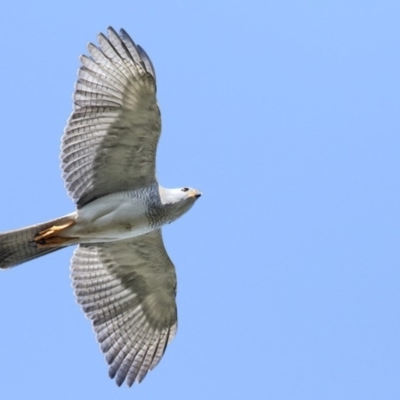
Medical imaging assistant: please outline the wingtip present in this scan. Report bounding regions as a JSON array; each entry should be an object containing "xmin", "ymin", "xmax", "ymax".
[
  {"xmin": 107, "ymin": 26, "xmax": 118, "ymax": 35},
  {"xmin": 119, "ymin": 28, "xmax": 134, "ymax": 44}
]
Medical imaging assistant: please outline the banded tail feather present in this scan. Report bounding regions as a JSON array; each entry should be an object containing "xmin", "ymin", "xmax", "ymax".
[{"xmin": 0, "ymin": 214, "xmax": 75, "ymax": 269}]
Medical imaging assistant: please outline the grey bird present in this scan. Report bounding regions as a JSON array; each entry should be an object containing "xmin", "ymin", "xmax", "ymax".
[{"xmin": 0, "ymin": 27, "xmax": 201, "ymax": 387}]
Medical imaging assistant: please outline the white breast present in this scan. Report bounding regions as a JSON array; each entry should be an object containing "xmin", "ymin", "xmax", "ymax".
[{"xmin": 63, "ymin": 191, "xmax": 153, "ymax": 242}]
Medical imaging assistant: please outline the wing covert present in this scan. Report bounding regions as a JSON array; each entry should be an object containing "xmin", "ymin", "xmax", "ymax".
[
  {"xmin": 70, "ymin": 230, "xmax": 177, "ymax": 386},
  {"xmin": 61, "ymin": 27, "xmax": 161, "ymax": 207}
]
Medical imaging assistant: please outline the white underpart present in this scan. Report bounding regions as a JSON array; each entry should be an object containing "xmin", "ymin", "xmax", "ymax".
[{"xmin": 61, "ymin": 191, "xmax": 152, "ymax": 243}]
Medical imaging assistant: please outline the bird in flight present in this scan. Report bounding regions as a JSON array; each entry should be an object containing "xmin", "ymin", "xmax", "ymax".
[{"xmin": 0, "ymin": 27, "xmax": 201, "ymax": 387}]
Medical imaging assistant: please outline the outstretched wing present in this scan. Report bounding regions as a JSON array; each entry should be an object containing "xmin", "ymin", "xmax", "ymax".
[
  {"xmin": 61, "ymin": 27, "xmax": 161, "ymax": 208},
  {"xmin": 70, "ymin": 230, "xmax": 177, "ymax": 387}
]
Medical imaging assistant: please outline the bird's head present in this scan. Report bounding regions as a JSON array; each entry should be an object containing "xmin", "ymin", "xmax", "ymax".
[{"xmin": 159, "ymin": 186, "xmax": 202, "ymax": 222}]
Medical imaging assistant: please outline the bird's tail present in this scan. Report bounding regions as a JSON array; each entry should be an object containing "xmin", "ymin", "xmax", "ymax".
[{"xmin": 0, "ymin": 213, "xmax": 75, "ymax": 269}]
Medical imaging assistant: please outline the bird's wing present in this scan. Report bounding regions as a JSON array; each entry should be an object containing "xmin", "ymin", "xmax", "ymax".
[
  {"xmin": 70, "ymin": 230, "xmax": 177, "ymax": 387},
  {"xmin": 61, "ymin": 27, "xmax": 161, "ymax": 208}
]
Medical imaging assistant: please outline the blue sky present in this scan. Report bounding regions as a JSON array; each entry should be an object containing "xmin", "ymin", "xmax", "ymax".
[{"xmin": 0, "ymin": 1, "xmax": 399, "ymax": 399}]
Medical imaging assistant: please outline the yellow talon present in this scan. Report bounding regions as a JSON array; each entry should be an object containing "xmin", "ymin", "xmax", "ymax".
[{"xmin": 34, "ymin": 220, "xmax": 76, "ymax": 247}]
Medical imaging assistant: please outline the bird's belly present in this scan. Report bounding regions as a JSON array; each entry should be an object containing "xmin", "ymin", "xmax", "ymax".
[{"xmin": 62, "ymin": 192, "xmax": 154, "ymax": 242}]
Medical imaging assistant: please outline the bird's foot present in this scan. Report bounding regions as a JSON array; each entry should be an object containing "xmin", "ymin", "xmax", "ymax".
[{"xmin": 33, "ymin": 220, "xmax": 76, "ymax": 247}]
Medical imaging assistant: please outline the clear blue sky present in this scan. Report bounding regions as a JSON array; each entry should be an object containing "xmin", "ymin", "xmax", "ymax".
[{"xmin": 0, "ymin": 1, "xmax": 399, "ymax": 399}]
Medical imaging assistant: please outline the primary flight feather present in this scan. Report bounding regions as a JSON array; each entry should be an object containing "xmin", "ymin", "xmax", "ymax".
[{"xmin": 0, "ymin": 27, "xmax": 201, "ymax": 387}]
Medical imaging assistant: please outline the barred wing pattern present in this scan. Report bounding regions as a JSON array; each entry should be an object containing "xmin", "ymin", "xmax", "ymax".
[
  {"xmin": 61, "ymin": 27, "xmax": 161, "ymax": 207},
  {"xmin": 71, "ymin": 230, "xmax": 178, "ymax": 386}
]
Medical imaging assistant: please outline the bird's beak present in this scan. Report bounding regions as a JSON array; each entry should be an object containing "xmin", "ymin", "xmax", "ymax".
[{"xmin": 189, "ymin": 189, "xmax": 202, "ymax": 199}]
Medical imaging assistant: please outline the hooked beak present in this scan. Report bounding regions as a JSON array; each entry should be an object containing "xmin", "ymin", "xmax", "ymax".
[{"xmin": 189, "ymin": 189, "xmax": 202, "ymax": 199}]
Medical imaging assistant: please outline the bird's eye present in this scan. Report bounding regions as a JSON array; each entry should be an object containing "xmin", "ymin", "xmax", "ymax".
[{"xmin": 182, "ymin": 187, "xmax": 189, "ymax": 192}]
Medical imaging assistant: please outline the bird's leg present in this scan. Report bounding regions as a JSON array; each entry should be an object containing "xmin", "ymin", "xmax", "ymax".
[{"xmin": 33, "ymin": 220, "xmax": 77, "ymax": 247}]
